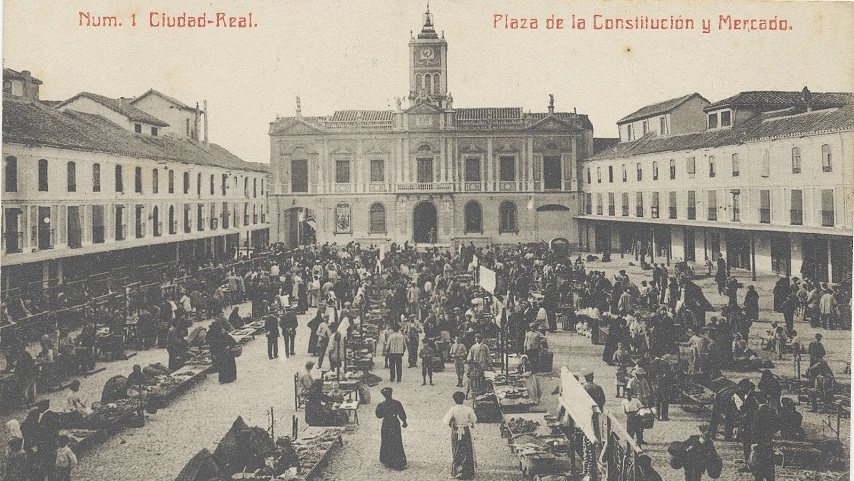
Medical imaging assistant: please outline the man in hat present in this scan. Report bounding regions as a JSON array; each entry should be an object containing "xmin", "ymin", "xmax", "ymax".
[
  {"xmin": 819, "ymin": 287, "xmax": 838, "ymax": 330},
  {"xmin": 265, "ymin": 314, "xmax": 280, "ymax": 359},
  {"xmin": 524, "ymin": 323, "xmax": 544, "ymax": 373},
  {"xmin": 449, "ymin": 335, "xmax": 468, "ymax": 388},
  {"xmin": 621, "ymin": 387, "xmax": 645, "ymax": 445},
  {"xmin": 582, "ymin": 371, "xmax": 606, "ymax": 410},
  {"xmin": 386, "ymin": 325, "xmax": 406, "ymax": 383},
  {"xmin": 808, "ymin": 333, "xmax": 826, "ymax": 368},
  {"xmin": 467, "ymin": 335, "xmax": 491, "ymax": 373},
  {"xmin": 749, "ymin": 391, "xmax": 779, "ymax": 481}
]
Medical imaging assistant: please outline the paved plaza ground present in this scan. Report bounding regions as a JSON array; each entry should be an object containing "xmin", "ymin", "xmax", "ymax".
[{"xmin": 1, "ymin": 252, "xmax": 849, "ymax": 481}]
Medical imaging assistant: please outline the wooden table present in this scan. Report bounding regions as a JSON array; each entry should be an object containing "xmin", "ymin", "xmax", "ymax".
[{"xmin": 333, "ymin": 399, "xmax": 360, "ymax": 425}]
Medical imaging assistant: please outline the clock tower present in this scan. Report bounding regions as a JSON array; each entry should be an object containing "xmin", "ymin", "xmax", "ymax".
[{"xmin": 409, "ymin": 5, "xmax": 448, "ymax": 106}]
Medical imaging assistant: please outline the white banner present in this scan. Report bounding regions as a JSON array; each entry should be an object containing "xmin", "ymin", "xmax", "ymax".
[
  {"xmin": 559, "ymin": 367, "xmax": 601, "ymax": 443},
  {"xmin": 479, "ymin": 265, "xmax": 496, "ymax": 294}
]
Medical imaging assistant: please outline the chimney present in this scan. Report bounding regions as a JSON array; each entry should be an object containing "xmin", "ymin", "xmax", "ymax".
[
  {"xmin": 193, "ymin": 102, "xmax": 201, "ymax": 141},
  {"xmin": 801, "ymin": 86, "xmax": 812, "ymax": 112},
  {"xmin": 296, "ymin": 95, "xmax": 302, "ymax": 118},
  {"xmin": 203, "ymin": 100, "xmax": 209, "ymax": 143},
  {"xmin": 548, "ymin": 93, "xmax": 555, "ymax": 114}
]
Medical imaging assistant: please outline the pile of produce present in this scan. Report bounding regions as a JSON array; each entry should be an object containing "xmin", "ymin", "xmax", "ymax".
[
  {"xmin": 507, "ymin": 417, "xmax": 540, "ymax": 435},
  {"xmin": 292, "ymin": 429, "xmax": 342, "ymax": 474}
]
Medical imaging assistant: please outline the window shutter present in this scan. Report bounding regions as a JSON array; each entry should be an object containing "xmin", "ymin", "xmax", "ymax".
[
  {"xmin": 533, "ymin": 154, "xmax": 542, "ymax": 181},
  {"xmin": 59, "ymin": 205, "xmax": 67, "ymax": 245},
  {"xmin": 561, "ymin": 153, "xmax": 573, "ymax": 187},
  {"xmin": 30, "ymin": 206, "xmax": 38, "ymax": 247}
]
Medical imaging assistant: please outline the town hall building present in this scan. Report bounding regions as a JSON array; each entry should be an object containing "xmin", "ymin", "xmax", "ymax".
[{"xmin": 268, "ymin": 7, "xmax": 594, "ymax": 248}]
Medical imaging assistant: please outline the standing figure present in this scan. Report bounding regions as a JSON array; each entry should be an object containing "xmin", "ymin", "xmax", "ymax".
[
  {"xmin": 265, "ymin": 314, "xmax": 280, "ymax": 359},
  {"xmin": 680, "ymin": 425, "xmax": 720, "ymax": 481},
  {"xmin": 443, "ymin": 391, "xmax": 477, "ymax": 479},
  {"xmin": 419, "ymin": 339, "xmax": 435, "ymax": 385},
  {"xmin": 208, "ymin": 322, "xmax": 238, "ymax": 383},
  {"xmin": 386, "ymin": 326, "xmax": 406, "ymax": 383},
  {"xmin": 281, "ymin": 308, "xmax": 298, "ymax": 357},
  {"xmin": 376, "ymin": 387, "xmax": 407, "ymax": 470},
  {"xmin": 450, "ymin": 336, "xmax": 468, "ymax": 388},
  {"xmin": 622, "ymin": 388, "xmax": 645, "ymax": 445}
]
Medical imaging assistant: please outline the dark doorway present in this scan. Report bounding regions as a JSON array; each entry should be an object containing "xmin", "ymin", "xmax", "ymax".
[
  {"xmin": 37, "ymin": 206, "xmax": 52, "ymax": 250},
  {"xmin": 594, "ymin": 223, "xmax": 610, "ymax": 253},
  {"xmin": 543, "ymin": 156, "xmax": 562, "ymax": 190},
  {"xmin": 771, "ymin": 234, "xmax": 791, "ymax": 277},
  {"xmin": 726, "ymin": 230, "xmax": 751, "ymax": 270},
  {"xmin": 413, "ymin": 202, "xmax": 437, "ymax": 243},
  {"xmin": 802, "ymin": 236, "xmax": 828, "ymax": 282},
  {"xmin": 684, "ymin": 227, "xmax": 696, "ymax": 262},
  {"xmin": 830, "ymin": 237, "xmax": 852, "ymax": 282},
  {"xmin": 282, "ymin": 207, "xmax": 316, "ymax": 248}
]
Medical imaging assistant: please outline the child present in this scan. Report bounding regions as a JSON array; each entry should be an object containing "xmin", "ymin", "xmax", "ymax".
[
  {"xmin": 54, "ymin": 435, "xmax": 77, "ymax": 481},
  {"xmin": 419, "ymin": 339, "xmax": 435, "ymax": 386}
]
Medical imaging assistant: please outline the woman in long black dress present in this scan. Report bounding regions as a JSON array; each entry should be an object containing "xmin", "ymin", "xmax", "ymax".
[
  {"xmin": 208, "ymin": 322, "xmax": 237, "ymax": 383},
  {"xmin": 306, "ymin": 308, "xmax": 323, "ymax": 356},
  {"xmin": 375, "ymin": 387, "xmax": 407, "ymax": 470}
]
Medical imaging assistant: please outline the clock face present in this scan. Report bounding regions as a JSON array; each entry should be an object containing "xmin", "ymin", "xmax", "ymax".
[{"xmin": 419, "ymin": 47, "xmax": 435, "ymax": 60}]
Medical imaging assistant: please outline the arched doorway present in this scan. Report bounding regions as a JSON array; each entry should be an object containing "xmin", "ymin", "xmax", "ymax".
[
  {"xmin": 413, "ymin": 202, "xmax": 437, "ymax": 244},
  {"xmin": 282, "ymin": 207, "xmax": 316, "ymax": 248}
]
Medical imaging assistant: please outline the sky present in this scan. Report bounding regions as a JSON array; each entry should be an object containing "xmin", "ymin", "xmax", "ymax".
[{"xmin": 3, "ymin": 0, "xmax": 853, "ymax": 165}]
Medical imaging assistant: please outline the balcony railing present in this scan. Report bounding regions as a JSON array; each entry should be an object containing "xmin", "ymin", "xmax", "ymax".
[
  {"xmin": 731, "ymin": 208, "xmax": 740, "ymax": 222},
  {"xmin": 759, "ymin": 208, "xmax": 770, "ymax": 224},
  {"xmin": 651, "ymin": 206, "xmax": 659, "ymax": 219},
  {"xmin": 687, "ymin": 207, "xmax": 696, "ymax": 220},
  {"xmin": 608, "ymin": 206, "xmax": 615, "ymax": 216},
  {"xmin": 622, "ymin": 206, "xmax": 629, "ymax": 217},
  {"xmin": 397, "ymin": 182, "xmax": 454, "ymax": 192},
  {"xmin": 708, "ymin": 208, "xmax": 717, "ymax": 221},
  {"xmin": 821, "ymin": 210, "xmax": 835, "ymax": 227},
  {"xmin": 636, "ymin": 207, "xmax": 644, "ymax": 217},
  {"xmin": 790, "ymin": 209, "xmax": 803, "ymax": 225},
  {"xmin": 669, "ymin": 207, "xmax": 677, "ymax": 219}
]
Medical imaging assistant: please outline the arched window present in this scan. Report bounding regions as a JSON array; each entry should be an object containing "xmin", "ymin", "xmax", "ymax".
[
  {"xmin": 499, "ymin": 201, "xmax": 517, "ymax": 233},
  {"xmin": 135, "ymin": 167, "xmax": 143, "ymax": 193},
  {"xmin": 596, "ymin": 167, "xmax": 601, "ymax": 183},
  {"xmin": 821, "ymin": 144, "xmax": 832, "ymax": 172},
  {"xmin": 183, "ymin": 171, "xmax": 190, "ymax": 194},
  {"xmin": 66, "ymin": 162, "xmax": 76, "ymax": 192},
  {"xmin": 622, "ymin": 164, "xmax": 627, "ymax": 182},
  {"xmin": 168, "ymin": 170, "xmax": 175, "ymax": 193},
  {"xmin": 708, "ymin": 155, "xmax": 716, "ymax": 177},
  {"xmin": 586, "ymin": 168, "xmax": 591, "ymax": 184},
  {"xmin": 369, "ymin": 203, "xmax": 386, "ymax": 234},
  {"xmin": 636, "ymin": 162, "xmax": 643, "ymax": 181},
  {"xmin": 464, "ymin": 201, "xmax": 483, "ymax": 233},
  {"xmin": 424, "ymin": 73, "xmax": 431, "ymax": 92},
  {"xmin": 652, "ymin": 161, "xmax": 658, "ymax": 180},
  {"xmin": 196, "ymin": 173, "xmax": 202, "ymax": 195},
  {"xmin": 433, "ymin": 74, "xmax": 440, "ymax": 94},
  {"xmin": 153, "ymin": 206, "xmax": 160, "ymax": 236},
  {"xmin": 38, "ymin": 159, "xmax": 49, "ymax": 191},
  {"xmin": 416, "ymin": 74, "xmax": 423, "ymax": 91},
  {"xmin": 790, "ymin": 148, "xmax": 800, "ymax": 174},
  {"xmin": 151, "ymin": 168, "xmax": 158, "ymax": 193}
]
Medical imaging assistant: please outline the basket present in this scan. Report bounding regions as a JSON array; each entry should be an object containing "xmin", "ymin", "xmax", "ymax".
[
  {"xmin": 231, "ymin": 345, "xmax": 243, "ymax": 358},
  {"xmin": 707, "ymin": 455, "xmax": 723, "ymax": 478}
]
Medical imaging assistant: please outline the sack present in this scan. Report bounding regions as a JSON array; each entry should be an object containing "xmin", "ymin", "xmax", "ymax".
[
  {"xmin": 231, "ymin": 345, "xmax": 243, "ymax": 358},
  {"xmin": 707, "ymin": 455, "xmax": 723, "ymax": 478},
  {"xmin": 639, "ymin": 408, "xmax": 655, "ymax": 429}
]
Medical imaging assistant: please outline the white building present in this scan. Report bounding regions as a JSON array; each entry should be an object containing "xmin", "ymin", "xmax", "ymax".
[
  {"xmin": 1, "ymin": 70, "xmax": 269, "ymax": 291},
  {"xmin": 579, "ymin": 88, "xmax": 853, "ymax": 282}
]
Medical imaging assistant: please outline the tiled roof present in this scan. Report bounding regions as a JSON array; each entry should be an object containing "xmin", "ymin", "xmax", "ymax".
[
  {"xmin": 330, "ymin": 110, "xmax": 393, "ymax": 122},
  {"xmin": 132, "ymin": 89, "xmax": 196, "ymax": 111},
  {"xmin": 455, "ymin": 107, "xmax": 523, "ymax": 120},
  {"xmin": 588, "ymin": 103, "xmax": 854, "ymax": 161},
  {"xmin": 3, "ymin": 96, "xmax": 268, "ymax": 173},
  {"xmin": 58, "ymin": 92, "xmax": 169, "ymax": 127},
  {"xmin": 3, "ymin": 68, "xmax": 42, "ymax": 84},
  {"xmin": 529, "ymin": 112, "xmax": 594, "ymax": 130},
  {"xmin": 618, "ymin": 93, "xmax": 707, "ymax": 124},
  {"xmin": 704, "ymin": 91, "xmax": 854, "ymax": 111},
  {"xmin": 593, "ymin": 137, "xmax": 620, "ymax": 154}
]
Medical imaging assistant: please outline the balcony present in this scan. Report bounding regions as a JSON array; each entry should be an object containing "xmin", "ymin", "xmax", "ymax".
[
  {"xmin": 708, "ymin": 208, "xmax": 717, "ymax": 221},
  {"xmin": 669, "ymin": 207, "xmax": 677, "ymax": 219},
  {"xmin": 790, "ymin": 209, "xmax": 803, "ymax": 225},
  {"xmin": 821, "ymin": 210, "xmax": 835, "ymax": 227},
  {"xmin": 636, "ymin": 207, "xmax": 644, "ymax": 217},
  {"xmin": 731, "ymin": 208, "xmax": 740, "ymax": 222},
  {"xmin": 464, "ymin": 182, "xmax": 482, "ymax": 192},
  {"xmin": 651, "ymin": 206, "xmax": 659, "ymax": 219},
  {"xmin": 687, "ymin": 207, "xmax": 696, "ymax": 220},
  {"xmin": 622, "ymin": 206, "xmax": 629, "ymax": 217},
  {"xmin": 759, "ymin": 208, "xmax": 771, "ymax": 224},
  {"xmin": 397, "ymin": 182, "xmax": 454, "ymax": 192},
  {"xmin": 608, "ymin": 206, "xmax": 615, "ymax": 216}
]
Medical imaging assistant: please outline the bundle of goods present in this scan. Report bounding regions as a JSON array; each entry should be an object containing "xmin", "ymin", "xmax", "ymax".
[
  {"xmin": 213, "ymin": 417, "xmax": 276, "ymax": 476},
  {"xmin": 507, "ymin": 417, "xmax": 540, "ymax": 435},
  {"xmin": 473, "ymin": 392, "xmax": 501, "ymax": 423},
  {"xmin": 86, "ymin": 398, "xmax": 143, "ymax": 429},
  {"xmin": 774, "ymin": 440, "xmax": 827, "ymax": 469},
  {"xmin": 174, "ymin": 449, "xmax": 224, "ymax": 481}
]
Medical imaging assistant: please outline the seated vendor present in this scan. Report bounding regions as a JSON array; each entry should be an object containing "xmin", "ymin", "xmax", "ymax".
[
  {"xmin": 778, "ymin": 397, "xmax": 805, "ymax": 441},
  {"xmin": 516, "ymin": 355, "xmax": 532, "ymax": 375},
  {"xmin": 806, "ymin": 358, "xmax": 835, "ymax": 413},
  {"xmin": 66, "ymin": 379, "xmax": 92, "ymax": 417},
  {"xmin": 305, "ymin": 379, "xmax": 347, "ymax": 427}
]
